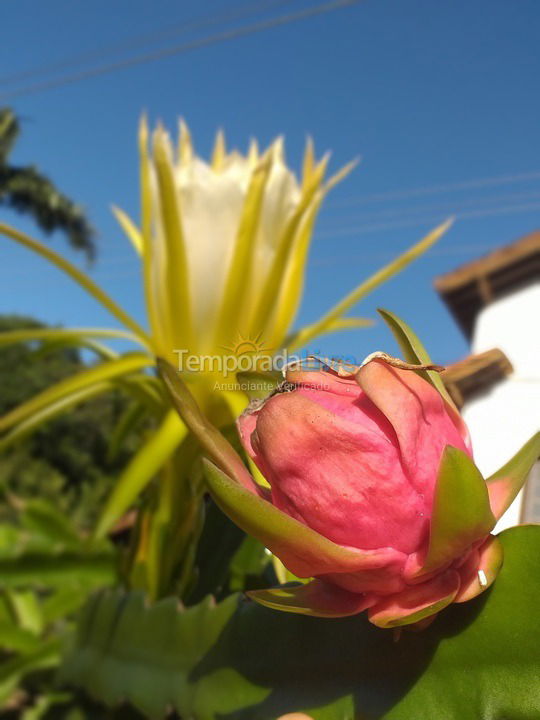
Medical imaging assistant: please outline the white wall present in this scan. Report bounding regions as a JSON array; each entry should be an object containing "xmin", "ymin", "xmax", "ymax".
[{"xmin": 460, "ymin": 281, "xmax": 540, "ymax": 532}]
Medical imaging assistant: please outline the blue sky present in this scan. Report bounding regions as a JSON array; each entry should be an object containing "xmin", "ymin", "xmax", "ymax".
[{"xmin": 1, "ymin": 0, "xmax": 539, "ymax": 365}]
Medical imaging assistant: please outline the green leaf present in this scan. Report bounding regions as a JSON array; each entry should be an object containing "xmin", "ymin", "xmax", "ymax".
[
  {"xmin": 286, "ymin": 219, "xmax": 452, "ymax": 352},
  {"xmin": 229, "ymin": 536, "xmax": 271, "ymax": 592},
  {"xmin": 0, "ymin": 326, "xmax": 144, "ymax": 348},
  {"xmin": 95, "ymin": 408, "xmax": 187, "ymax": 539},
  {"xmin": 61, "ymin": 526, "xmax": 540, "ymax": 719},
  {"xmin": 0, "ymin": 513, "xmax": 114, "ymax": 590},
  {"xmin": 157, "ymin": 358, "xmax": 258, "ymax": 492},
  {"xmin": 0, "ymin": 639, "xmax": 61, "ymax": 707},
  {"xmin": 0, "ymin": 551, "xmax": 114, "ymax": 590},
  {"xmin": 41, "ymin": 584, "xmax": 93, "ymax": 625},
  {"xmin": 422, "ymin": 446, "xmax": 495, "ymax": 574},
  {"xmin": 487, "ymin": 431, "xmax": 540, "ymax": 519},
  {"xmin": 0, "ymin": 222, "xmax": 152, "ymax": 348},
  {"xmin": 0, "ymin": 380, "xmax": 113, "ymax": 452},
  {"xmin": 19, "ymin": 499, "xmax": 83, "ymax": 548},
  {"xmin": 0, "ymin": 353, "xmax": 153, "ymax": 433},
  {"xmin": 0, "ymin": 621, "xmax": 41, "ymax": 653},
  {"xmin": 106, "ymin": 399, "xmax": 148, "ymax": 463},
  {"xmin": 377, "ymin": 308, "xmax": 455, "ymax": 407},
  {"xmin": 187, "ymin": 498, "xmax": 246, "ymax": 604},
  {"xmin": 4, "ymin": 589, "xmax": 43, "ymax": 634}
]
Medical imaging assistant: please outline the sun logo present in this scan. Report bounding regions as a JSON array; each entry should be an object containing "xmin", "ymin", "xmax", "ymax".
[{"xmin": 221, "ymin": 332, "xmax": 272, "ymax": 359}]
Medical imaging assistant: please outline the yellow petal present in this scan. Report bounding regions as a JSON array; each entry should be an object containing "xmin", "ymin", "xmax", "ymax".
[
  {"xmin": 214, "ymin": 155, "xmax": 273, "ymax": 346},
  {"xmin": 212, "ymin": 129, "xmax": 226, "ymax": 171},
  {"xmin": 301, "ymin": 136, "xmax": 315, "ymax": 190},
  {"xmin": 247, "ymin": 138, "xmax": 259, "ymax": 167},
  {"xmin": 152, "ymin": 126, "xmax": 193, "ymax": 354},
  {"xmin": 111, "ymin": 205, "xmax": 143, "ymax": 255},
  {"xmin": 290, "ymin": 218, "xmax": 454, "ymax": 350},
  {"xmin": 177, "ymin": 118, "xmax": 194, "ymax": 166}
]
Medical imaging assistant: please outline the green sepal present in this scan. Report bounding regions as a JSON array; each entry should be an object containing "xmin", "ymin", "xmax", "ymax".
[
  {"xmin": 157, "ymin": 358, "xmax": 257, "ymax": 492},
  {"xmin": 369, "ymin": 571, "xmax": 460, "ymax": 629},
  {"xmin": 378, "ymin": 308, "xmax": 455, "ymax": 408},
  {"xmin": 248, "ymin": 579, "xmax": 372, "ymax": 618},
  {"xmin": 422, "ymin": 446, "xmax": 495, "ymax": 574}
]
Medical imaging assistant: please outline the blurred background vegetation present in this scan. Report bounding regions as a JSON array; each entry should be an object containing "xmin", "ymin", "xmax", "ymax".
[
  {"xmin": 0, "ymin": 314, "xmax": 146, "ymax": 531},
  {"xmin": 0, "ymin": 108, "xmax": 95, "ymax": 259}
]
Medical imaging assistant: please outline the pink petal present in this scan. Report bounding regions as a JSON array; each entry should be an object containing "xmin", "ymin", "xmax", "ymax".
[
  {"xmin": 204, "ymin": 459, "xmax": 409, "ymax": 581},
  {"xmin": 487, "ymin": 479, "xmax": 513, "ymax": 520},
  {"xmin": 321, "ymin": 545, "xmax": 408, "ymax": 594},
  {"xmin": 368, "ymin": 569, "xmax": 461, "ymax": 628},
  {"xmin": 251, "ymin": 386, "xmax": 427, "ymax": 554},
  {"xmin": 237, "ymin": 408, "xmax": 258, "ymax": 460},
  {"xmin": 356, "ymin": 359, "xmax": 471, "ymax": 507},
  {"xmin": 284, "ymin": 365, "xmax": 364, "ymax": 399},
  {"xmin": 247, "ymin": 578, "xmax": 376, "ymax": 618},
  {"xmin": 454, "ymin": 535, "xmax": 504, "ymax": 603},
  {"xmin": 444, "ymin": 397, "xmax": 473, "ymax": 453}
]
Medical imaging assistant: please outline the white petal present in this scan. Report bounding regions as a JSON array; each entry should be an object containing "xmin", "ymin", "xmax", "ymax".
[
  {"xmin": 176, "ymin": 158, "xmax": 249, "ymax": 347},
  {"xmin": 251, "ymin": 158, "xmax": 300, "ymax": 287}
]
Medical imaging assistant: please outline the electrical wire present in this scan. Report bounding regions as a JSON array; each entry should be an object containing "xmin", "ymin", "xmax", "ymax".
[
  {"xmin": 329, "ymin": 170, "xmax": 540, "ymax": 208},
  {"xmin": 318, "ymin": 189, "xmax": 540, "ymax": 229},
  {"xmin": 316, "ymin": 200, "xmax": 540, "ymax": 239},
  {"xmin": 0, "ymin": 0, "xmax": 362, "ymax": 101},
  {"xmin": 2, "ymin": 198, "xmax": 539, "ymax": 286},
  {"xmin": 0, "ymin": 0, "xmax": 298, "ymax": 87}
]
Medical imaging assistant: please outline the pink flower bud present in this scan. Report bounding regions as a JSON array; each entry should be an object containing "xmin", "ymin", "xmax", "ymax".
[
  {"xmin": 238, "ymin": 357, "xmax": 504, "ymax": 627},
  {"xmin": 160, "ymin": 343, "xmax": 538, "ymax": 628}
]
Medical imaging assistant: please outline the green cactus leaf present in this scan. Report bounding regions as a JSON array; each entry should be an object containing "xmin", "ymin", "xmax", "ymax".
[
  {"xmin": 421, "ymin": 446, "xmax": 496, "ymax": 574},
  {"xmin": 487, "ymin": 431, "xmax": 540, "ymax": 519},
  {"xmin": 0, "ymin": 499, "xmax": 115, "ymax": 591},
  {"xmin": 61, "ymin": 526, "xmax": 540, "ymax": 719}
]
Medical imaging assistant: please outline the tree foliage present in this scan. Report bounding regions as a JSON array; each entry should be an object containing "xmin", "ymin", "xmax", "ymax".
[
  {"xmin": 0, "ymin": 109, "xmax": 95, "ymax": 258},
  {"xmin": 0, "ymin": 315, "xmax": 147, "ymax": 530}
]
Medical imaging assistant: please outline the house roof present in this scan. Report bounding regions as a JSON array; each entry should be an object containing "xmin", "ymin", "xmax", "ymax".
[
  {"xmin": 441, "ymin": 348, "xmax": 513, "ymax": 408},
  {"xmin": 434, "ymin": 231, "xmax": 540, "ymax": 338}
]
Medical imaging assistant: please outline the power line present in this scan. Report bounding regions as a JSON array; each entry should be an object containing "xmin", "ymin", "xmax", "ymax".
[
  {"xmin": 0, "ymin": 238, "xmax": 526, "ymax": 289},
  {"xmin": 329, "ymin": 170, "xmax": 540, "ymax": 208},
  {"xmin": 0, "ymin": 0, "xmax": 362, "ymax": 101},
  {"xmin": 83, "ymin": 189, "xmax": 540, "ymax": 269},
  {"xmin": 319, "ymin": 188, "xmax": 540, "ymax": 229},
  {"xmin": 0, "ymin": 0, "xmax": 297, "ymax": 87},
  {"xmin": 316, "ymin": 199, "xmax": 540, "ymax": 238},
  {"xmin": 2, "ymin": 199, "xmax": 539, "ymax": 286},
  {"xmin": 310, "ymin": 244, "xmax": 508, "ymax": 267}
]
